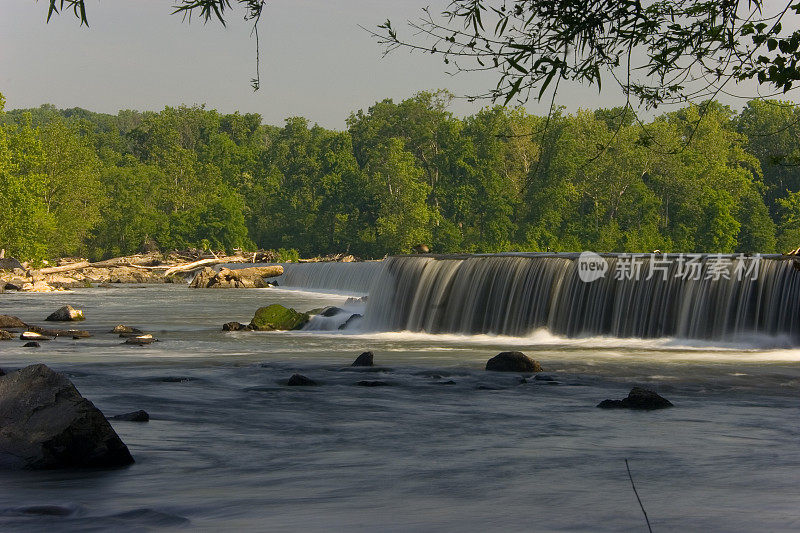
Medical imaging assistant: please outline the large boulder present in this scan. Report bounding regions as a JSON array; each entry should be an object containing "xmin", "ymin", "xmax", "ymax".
[
  {"xmin": 249, "ymin": 304, "xmax": 309, "ymax": 331},
  {"xmin": 0, "ymin": 316, "xmax": 27, "ymax": 329},
  {"xmin": 0, "ymin": 364, "xmax": 134, "ymax": 469},
  {"xmin": 597, "ymin": 387, "xmax": 674, "ymax": 410},
  {"xmin": 45, "ymin": 305, "xmax": 85, "ymax": 322},
  {"xmin": 485, "ymin": 351, "xmax": 543, "ymax": 372}
]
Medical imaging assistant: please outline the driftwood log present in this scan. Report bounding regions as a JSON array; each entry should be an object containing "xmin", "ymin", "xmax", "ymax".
[{"xmin": 37, "ymin": 254, "xmax": 249, "ymax": 276}]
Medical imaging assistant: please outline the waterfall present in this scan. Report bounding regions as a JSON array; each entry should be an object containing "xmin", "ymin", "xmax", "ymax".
[
  {"xmin": 361, "ymin": 254, "xmax": 800, "ymax": 341},
  {"xmin": 277, "ymin": 261, "xmax": 384, "ymax": 294}
]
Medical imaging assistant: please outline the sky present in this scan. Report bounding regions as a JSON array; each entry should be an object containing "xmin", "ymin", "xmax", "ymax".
[{"xmin": 0, "ymin": 1, "xmax": 791, "ymax": 129}]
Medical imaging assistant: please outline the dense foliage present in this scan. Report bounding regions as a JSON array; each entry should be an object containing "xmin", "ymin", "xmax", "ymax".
[{"xmin": 1, "ymin": 90, "xmax": 798, "ymax": 261}]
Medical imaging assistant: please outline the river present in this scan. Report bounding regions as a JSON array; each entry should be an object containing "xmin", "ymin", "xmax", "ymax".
[{"xmin": 1, "ymin": 258, "xmax": 800, "ymax": 531}]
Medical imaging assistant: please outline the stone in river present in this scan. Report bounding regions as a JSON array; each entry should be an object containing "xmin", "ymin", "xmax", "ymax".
[
  {"xmin": 287, "ymin": 374, "xmax": 318, "ymax": 386},
  {"xmin": 249, "ymin": 304, "xmax": 309, "ymax": 331},
  {"xmin": 110, "ymin": 410, "xmax": 150, "ymax": 422},
  {"xmin": 0, "ymin": 364, "xmax": 134, "ymax": 469},
  {"xmin": 45, "ymin": 305, "xmax": 85, "ymax": 322},
  {"xmin": 0, "ymin": 315, "xmax": 27, "ymax": 329},
  {"xmin": 485, "ymin": 351, "xmax": 543, "ymax": 373},
  {"xmin": 597, "ymin": 387, "xmax": 674, "ymax": 410},
  {"xmin": 351, "ymin": 351, "xmax": 374, "ymax": 367}
]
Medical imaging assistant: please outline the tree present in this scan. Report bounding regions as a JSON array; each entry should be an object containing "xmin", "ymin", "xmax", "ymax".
[
  {"xmin": 0, "ymin": 104, "xmax": 53, "ymax": 261},
  {"xmin": 38, "ymin": 118, "xmax": 103, "ymax": 256}
]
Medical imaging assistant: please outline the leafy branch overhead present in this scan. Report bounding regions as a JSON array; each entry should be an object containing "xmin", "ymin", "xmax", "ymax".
[
  {"xmin": 373, "ymin": 0, "xmax": 800, "ymax": 107},
  {"xmin": 44, "ymin": 0, "xmax": 266, "ymax": 90}
]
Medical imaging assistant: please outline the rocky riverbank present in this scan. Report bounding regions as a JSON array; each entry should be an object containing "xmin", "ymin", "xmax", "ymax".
[{"xmin": 0, "ymin": 250, "xmax": 359, "ymax": 292}]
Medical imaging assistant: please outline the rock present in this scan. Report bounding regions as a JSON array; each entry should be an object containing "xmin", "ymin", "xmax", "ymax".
[
  {"xmin": 338, "ymin": 313, "xmax": 363, "ymax": 330},
  {"xmin": 3, "ymin": 282, "xmax": 21, "ymax": 291},
  {"xmin": 351, "ymin": 351, "xmax": 374, "ymax": 367},
  {"xmin": 111, "ymin": 325, "xmax": 143, "ymax": 335},
  {"xmin": 356, "ymin": 380, "xmax": 390, "ymax": 387},
  {"xmin": 344, "ymin": 296, "xmax": 368, "ymax": 306},
  {"xmin": 287, "ymin": 374, "xmax": 318, "ymax": 386},
  {"xmin": 189, "ymin": 267, "xmax": 217, "ymax": 288},
  {"xmin": 485, "ymin": 351, "xmax": 543, "ymax": 373},
  {"xmin": 0, "ymin": 257, "xmax": 23, "ymax": 271},
  {"xmin": 20, "ymin": 331, "xmax": 51, "ymax": 341},
  {"xmin": 20, "ymin": 280, "xmax": 63, "ymax": 292},
  {"xmin": 23, "ymin": 342, "xmax": 40, "ymax": 348},
  {"xmin": 45, "ymin": 305, "xmax": 85, "ymax": 322},
  {"xmin": 0, "ymin": 364, "xmax": 134, "ymax": 469},
  {"xmin": 597, "ymin": 387, "xmax": 674, "ymax": 410},
  {"xmin": 29, "ymin": 326, "xmax": 91, "ymax": 338},
  {"xmin": 110, "ymin": 410, "xmax": 150, "ymax": 422},
  {"xmin": 249, "ymin": 304, "xmax": 309, "ymax": 331},
  {"xmin": 320, "ymin": 306, "xmax": 344, "ymax": 317},
  {"xmin": 222, "ymin": 321, "xmax": 251, "ymax": 331},
  {"xmin": 0, "ymin": 316, "xmax": 27, "ymax": 329},
  {"xmin": 0, "ymin": 330, "xmax": 14, "ymax": 341},
  {"xmin": 191, "ymin": 265, "xmax": 283, "ymax": 289},
  {"xmin": 124, "ymin": 335, "xmax": 157, "ymax": 346},
  {"xmin": 0, "ymin": 369, "xmax": 4, "ymax": 376}
]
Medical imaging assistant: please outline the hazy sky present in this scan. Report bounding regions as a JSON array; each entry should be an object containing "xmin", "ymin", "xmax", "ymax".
[{"xmin": 0, "ymin": 1, "xmax": 788, "ymax": 129}]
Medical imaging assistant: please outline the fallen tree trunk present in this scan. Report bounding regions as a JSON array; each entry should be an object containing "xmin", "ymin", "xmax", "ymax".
[
  {"xmin": 163, "ymin": 258, "xmax": 238, "ymax": 276},
  {"xmin": 37, "ymin": 254, "xmax": 249, "ymax": 276}
]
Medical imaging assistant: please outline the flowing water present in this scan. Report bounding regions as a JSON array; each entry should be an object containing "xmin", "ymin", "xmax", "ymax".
[{"xmin": 1, "ymin": 255, "xmax": 800, "ymax": 532}]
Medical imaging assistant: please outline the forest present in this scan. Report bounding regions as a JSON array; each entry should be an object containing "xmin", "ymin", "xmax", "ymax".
[{"xmin": 1, "ymin": 90, "xmax": 799, "ymax": 261}]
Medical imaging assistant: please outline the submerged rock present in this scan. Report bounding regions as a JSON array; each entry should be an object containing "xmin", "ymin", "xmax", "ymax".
[
  {"xmin": 45, "ymin": 305, "xmax": 85, "ymax": 322},
  {"xmin": 111, "ymin": 325, "xmax": 143, "ymax": 335},
  {"xmin": 287, "ymin": 374, "xmax": 318, "ymax": 386},
  {"xmin": 124, "ymin": 335, "xmax": 157, "ymax": 346},
  {"xmin": 338, "ymin": 313, "xmax": 363, "ymax": 330},
  {"xmin": 485, "ymin": 351, "xmax": 543, "ymax": 373},
  {"xmin": 110, "ymin": 410, "xmax": 150, "ymax": 422},
  {"xmin": 0, "ymin": 315, "xmax": 27, "ymax": 329},
  {"xmin": 597, "ymin": 387, "xmax": 674, "ymax": 410},
  {"xmin": 351, "ymin": 351, "xmax": 374, "ymax": 367},
  {"xmin": 0, "ymin": 364, "xmax": 134, "ymax": 469},
  {"xmin": 23, "ymin": 342, "xmax": 40, "ymax": 348},
  {"xmin": 29, "ymin": 325, "xmax": 91, "ymax": 338},
  {"xmin": 222, "ymin": 321, "xmax": 250, "ymax": 331},
  {"xmin": 356, "ymin": 380, "xmax": 389, "ymax": 387},
  {"xmin": 249, "ymin": 304, "xmax": 309, "ymax": 331}
]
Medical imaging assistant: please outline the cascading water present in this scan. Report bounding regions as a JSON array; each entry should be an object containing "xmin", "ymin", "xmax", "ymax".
[
  {"xmin": 276, "ymin": 261, "xmax": 384, "ymax": 294},
  {"xmin": 360, "ymin": 254, "xmax": 800, "ymax": 341}
]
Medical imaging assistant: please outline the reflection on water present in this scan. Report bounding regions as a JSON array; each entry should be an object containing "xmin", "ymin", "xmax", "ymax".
[{"xmin": 0, "ymin": 285, "xmax": 799, "ymax": 532}]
